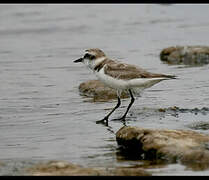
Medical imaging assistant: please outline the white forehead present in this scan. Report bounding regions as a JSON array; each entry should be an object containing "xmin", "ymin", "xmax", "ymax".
[{"xmin": 85, "ymin": 51, "xmax": 96, "ymax": 56}]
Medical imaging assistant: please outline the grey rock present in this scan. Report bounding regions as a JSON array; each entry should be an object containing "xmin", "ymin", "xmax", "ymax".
[
  {"xmin": 116, "ymin": 126, "xmax": 209, "ymax": 166},
  {"xmin": 79, "ymin": 80, "xmax": 128, "ymax": 102},
  {"xmin": 160, "ymin": 45, "xmax": 209, "ymax": 65}
]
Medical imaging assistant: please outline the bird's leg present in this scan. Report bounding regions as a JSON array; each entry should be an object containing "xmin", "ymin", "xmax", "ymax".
[
  {"xmin": 113, "ymin": 89, "xmax": 135, "ymax": 121},
  {"xmin": 96, "ymin": 96, "xmax": 121, "ymax": 126}
]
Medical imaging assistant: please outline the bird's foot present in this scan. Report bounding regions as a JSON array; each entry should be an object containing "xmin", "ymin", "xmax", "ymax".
[{"xmin": 96, "ymin": 117, "xmax": 108, "ymax": 126}]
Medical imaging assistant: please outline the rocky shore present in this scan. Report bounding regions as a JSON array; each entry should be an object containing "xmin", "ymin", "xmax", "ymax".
[
  {"xmin": 26, "ymin": 125, "xmax": 209, "ymax": 175},
  {"xmin": 23, "ymin": 45, "xmax": 209, "ymax": 175}
]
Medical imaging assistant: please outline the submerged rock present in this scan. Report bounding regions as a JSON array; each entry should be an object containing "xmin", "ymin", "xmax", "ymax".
[
  {"xmin": 79, "ymin": 80, "xmax": 128, "ymax": 102},
  {"xmin": 26, "ymin": 161, "xmax": 101, "ymax": 176},
  {"xmin": 188, "ymin": 121, "xmax": 209, "ymax": 131},
  {"xmin": 26, "ymin": 160, "xmax": 150, "ymax": 176},
  {"xmin": 158, "ymin": 106, "xmax": 209, "ymax": 115},
  {"xmin": 160, "ymin": 45, "xmax": 209, "ymax": 65},
  {"xmin": 116, "ymin": 126, "xmax": 209, "ymax": 165},
  {"xmin": 0, "ymin": 161, "xmax": 4, "ymax": 167}
]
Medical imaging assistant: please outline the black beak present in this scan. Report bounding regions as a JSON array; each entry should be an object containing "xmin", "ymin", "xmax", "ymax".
[{"xmin": 73, "ymin": 58, "xmax": 83, "ymax": 63}]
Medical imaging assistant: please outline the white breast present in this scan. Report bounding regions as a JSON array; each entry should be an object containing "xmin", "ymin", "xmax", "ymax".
[{"xmin": 95, "ymin": 67, "xmax": 129, "ymax": 90}]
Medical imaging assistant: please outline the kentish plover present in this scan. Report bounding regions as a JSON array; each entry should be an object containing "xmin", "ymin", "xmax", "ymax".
[{"xmin": 74, "ymin": 48, "xmax": 176, "ymax": 126}]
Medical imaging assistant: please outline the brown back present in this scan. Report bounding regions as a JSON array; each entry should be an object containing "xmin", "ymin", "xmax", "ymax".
[{"xmin": 95, "ymin": 58, "xmax": 175, "ymax": 80}]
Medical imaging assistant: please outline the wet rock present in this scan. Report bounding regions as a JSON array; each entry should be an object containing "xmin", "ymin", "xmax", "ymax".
[
  {"xmin": 79, "ymin": 80, "xmax": 128, "ymax": 102},
  {"xmin": 160, "ymin": 45, "xmax": 209, "ymax": 65},
  {"xmin": 116, "ymin": 126, "xmax": 209, "ymax": 165},
  {"xmin": 26, "ymin": 160, "xmax": 150, "ymax": 176},
  {"xmin": 26, "ymin": 161, "xmax": 100, "ymax": 176}
]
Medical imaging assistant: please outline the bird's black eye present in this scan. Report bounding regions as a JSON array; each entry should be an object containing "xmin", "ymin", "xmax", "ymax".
[
  {"xmin": 84, "ymin": 53, "xmax": 90, "ymax": 59},
  {"xmin": 84, "ymin": 53, "xmax": 95, "ymax": 60},
  {"xmin": 90, "ymin": 55, "xmax": 95, "ymax": 60}
]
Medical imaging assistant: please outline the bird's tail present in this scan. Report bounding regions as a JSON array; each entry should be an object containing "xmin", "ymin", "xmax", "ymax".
[{"xmin": 163, "ymin": 74, "xmax": 177, "ymax": 79}]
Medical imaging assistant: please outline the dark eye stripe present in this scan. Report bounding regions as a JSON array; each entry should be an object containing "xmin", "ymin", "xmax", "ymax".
[
  {"xmin": 84, "ymin": 53, "xmax": 95, "ymax": 60},
  {"xmin": 84, "ymin": 53, "xmax": 90, "ymax": 59},
  {"xmin": 90, "ymin": 55, "xmax": 95, "ymax": 60}
]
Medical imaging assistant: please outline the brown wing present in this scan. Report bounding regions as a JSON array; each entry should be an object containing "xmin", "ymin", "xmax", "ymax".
[{"xmin": 103, "ymin": 60, "xmax": 175, "ymax": 80}]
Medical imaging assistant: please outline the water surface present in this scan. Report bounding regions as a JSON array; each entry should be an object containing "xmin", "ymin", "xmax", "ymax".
[{"xmin": 1, "ymin": 4, "xmax": 209, "ymax": 175}]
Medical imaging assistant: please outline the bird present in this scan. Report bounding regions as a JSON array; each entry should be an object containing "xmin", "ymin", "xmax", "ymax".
[{"xmin": 74, "ymin": 48, "xmax": 176, "ymax": 126}]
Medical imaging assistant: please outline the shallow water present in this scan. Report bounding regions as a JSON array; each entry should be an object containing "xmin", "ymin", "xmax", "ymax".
[{"xmin": 1, "ymin": 4, "xmax": 209, "ymax": 175}]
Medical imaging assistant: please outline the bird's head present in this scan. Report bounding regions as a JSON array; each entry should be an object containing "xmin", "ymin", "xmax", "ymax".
[{"xmin": 74, "ymin": 48, "xmax": 106, "ymax": 70}]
